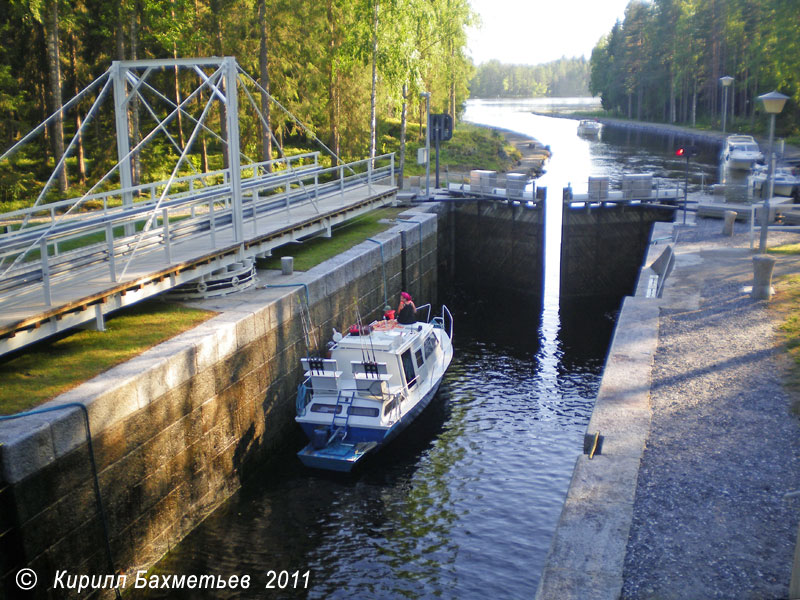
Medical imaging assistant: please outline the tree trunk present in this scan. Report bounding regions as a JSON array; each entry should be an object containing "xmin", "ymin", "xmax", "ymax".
[
  {"xmin": 369, "ymin": 0, "xmax": 379, "ymax": 162},
  {"xmin": 171, "ymin": 2, "xmax": 185, "ymax": 149},
  {"xmin": 398, "ymin": 83, "xmax": 407, "ymax": 190},
  {"xmin": 129, "ymin": 5, "xmax": 141, "ymax": 187},
  {"xmin": 69, "ymin": 33, "xmax": 86, "ymax": 184},
  {"xmin": 258, "ymin": 0, "xmax": 273, "ymax": 170},
  {"xmin": 691, "ymin": 78, "xmax": 697, "ymax": 127},
  {"xmin": 210, "ymin": 0, "xmax": 229, "ymax": 169},
  {"xmin": 45, "ymin": 0, "xmax": 68, "ymax": 193},
  {"xmin": 448, "ymin": 39, "xmax": 456, "ymax": 123},
  {"xmin": 115, "ymin": 2, "xmax": 125, "ymax": 60},
  {"xmin": 669, "ymin": 65, "xmax": 676, "ymax": 124},
  {"xmin": 327, "ymin": 0, "xmax": 340, "ymax": 161}
]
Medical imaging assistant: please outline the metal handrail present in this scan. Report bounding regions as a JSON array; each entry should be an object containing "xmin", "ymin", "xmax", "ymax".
[{"xmin": 0, "ymin": 153, "xmax": 395, "ymax": 303}]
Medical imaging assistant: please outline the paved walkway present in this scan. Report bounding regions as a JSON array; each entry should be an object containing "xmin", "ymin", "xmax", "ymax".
[{"xmin": 622, "ymin": 217, "xmax": 800, "ymax": 599}]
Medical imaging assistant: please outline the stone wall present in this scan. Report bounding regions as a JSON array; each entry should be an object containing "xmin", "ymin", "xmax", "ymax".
[{"xmin": 0, "ymin": 207, "xmax": 438, "ymax": 599}]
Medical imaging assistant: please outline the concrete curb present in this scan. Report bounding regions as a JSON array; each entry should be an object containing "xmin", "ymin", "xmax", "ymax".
[{"xmin": 536, "ymin": 220, "xmax": 681, "ymax": 599}]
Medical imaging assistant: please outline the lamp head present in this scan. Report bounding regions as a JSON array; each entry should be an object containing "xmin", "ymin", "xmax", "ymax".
[
  {"xmin": 758, "ymin": 90, "xmax": 789, "ymax": 114},
  {"xmin": 719, "ymin": 76, "xmax": 734, "ymax": 87}
]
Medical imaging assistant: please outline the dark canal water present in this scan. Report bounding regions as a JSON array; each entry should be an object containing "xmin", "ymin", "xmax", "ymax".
[{"xmin": 134, "ymin": 99, "xmax": 722, "ymax": 599}]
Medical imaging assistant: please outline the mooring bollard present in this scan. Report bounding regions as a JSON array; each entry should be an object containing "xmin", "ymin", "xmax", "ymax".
[
  {"xmin": 281, "ymin": 256, "xmax": 294, "ymax": 276},
  {"xmin": 722, "ymin": 210, "xmax": 737, "ymax": 236},
  {"xmin": 752, "ymin": 254, "xmax": 776, "ymax": 300}
]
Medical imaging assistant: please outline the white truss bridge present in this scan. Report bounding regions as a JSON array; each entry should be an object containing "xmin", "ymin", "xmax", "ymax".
[{"xmin": 0, "ymin": 57, "xmax": 397, "ymax": 357}]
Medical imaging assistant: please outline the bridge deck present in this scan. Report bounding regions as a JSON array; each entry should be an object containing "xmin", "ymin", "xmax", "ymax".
[{"xmin": 0, "ymin": 181, "xmax": 396, "ymax": 356}]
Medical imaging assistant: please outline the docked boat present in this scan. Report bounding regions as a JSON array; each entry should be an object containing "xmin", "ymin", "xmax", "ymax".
[
  {"xmin": 748, "ymin": 164, "xmax": 800, "ymax": 197},
  {"xmin": 721, "ymin": 135, "xmax": 764, "ymax": 171},
  {"xmin": 577, "ymin": 119, "xmax": 601, "ymax": 137},
  {"xmin": 295, "ymin": 304, "xmax": 454, "ymax": 472}
]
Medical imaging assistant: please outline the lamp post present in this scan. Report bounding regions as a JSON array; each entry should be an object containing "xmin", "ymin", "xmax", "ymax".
[
  {"xmin": 757, "ymin": 90, "xmax": 789, "ymax": 254},
  {"xmin": 420, "ymin": 92, "xmax": 431, "ymax": 199},
  {"xmin": 720, "ymin": 76, "xmax": 734, "ymax": 134}
]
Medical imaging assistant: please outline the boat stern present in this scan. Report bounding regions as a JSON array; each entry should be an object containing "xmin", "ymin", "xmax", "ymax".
[{"xmin": 297, "ymin": 439, "xmax": 378, "ymax": 472}]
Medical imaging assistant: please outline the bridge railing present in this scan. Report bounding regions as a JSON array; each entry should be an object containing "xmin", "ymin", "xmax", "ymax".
[{"xmin": 0, "ymin": 152, "xmax": 395, "ymax": 306}]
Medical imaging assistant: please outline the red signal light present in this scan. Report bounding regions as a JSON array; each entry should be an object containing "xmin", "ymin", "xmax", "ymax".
[{"xmin": 675, "ymin": 147, "xmax": 685, "ymax": 157}]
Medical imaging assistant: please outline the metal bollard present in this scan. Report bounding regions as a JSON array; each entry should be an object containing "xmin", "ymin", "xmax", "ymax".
[{"xmin": 281, "ymin": 256, "xmax": 294, "ymax": 276}]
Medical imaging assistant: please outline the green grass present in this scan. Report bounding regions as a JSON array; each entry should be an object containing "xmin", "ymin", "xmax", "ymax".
[
  {"xmin": 769, "ymin": 242, "xmax": 800, "ymax": 408},
  {"xmin": 768, "ymin": 242, "xmax": 800, "ymax": 256},
  {"xmin": 379, "ymin": 120, "xmax": 521, "ymax": 177},
  {"xmin": 259, "ymin": 206, "xmax": 406, "ymax": 271},
  {"xmin": 0, "ymin": 300, "xmax": 215, "ymax": 415}
]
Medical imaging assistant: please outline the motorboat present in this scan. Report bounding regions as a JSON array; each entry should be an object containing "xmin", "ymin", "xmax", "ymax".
[
  {"xmin": 577, "ymin": 119, "xmax": 602, "ymax": 137},
  {"xmin": 748, "ymin": 164, "xmax": 800, "ymax": 197},
  {"xmin": 295, "ymin": 304, "xmax": 454, "ymax": 472},
  {"xmin": 721, "ymin": 135, "xmax": 763, "ymax": 171}
]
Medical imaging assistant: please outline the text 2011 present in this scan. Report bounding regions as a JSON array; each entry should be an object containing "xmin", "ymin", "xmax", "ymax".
[{"xmin": 265, "ymin": 570, "xmax": 310, "ymax": 590}]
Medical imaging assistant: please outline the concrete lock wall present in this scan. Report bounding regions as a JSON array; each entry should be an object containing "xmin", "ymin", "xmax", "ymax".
[
  {"xmin": 0, "ymin": 206, "xmax": 438, "ymax": 599},
  {"xmin": 560, "ymin": 203, "xmax": 674, "ymax": 299},
  {"xmin": 452, "ymin": 200, "xmax": 545, "ymax": 297}
]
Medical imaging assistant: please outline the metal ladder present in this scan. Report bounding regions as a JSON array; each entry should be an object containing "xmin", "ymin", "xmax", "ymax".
[{"xmin": 329, "ymin": 391, "xmax": 355, "ymax": 442}]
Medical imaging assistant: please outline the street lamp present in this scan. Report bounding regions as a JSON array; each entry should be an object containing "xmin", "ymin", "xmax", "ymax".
[
  {"xmin": 420, "ymin": 92, "xmax": 431, "ymax": 199},
  {"xmin": 757, "ymin": 90, "xmax": 789, "ymax": 253},
  {"xmin": 720, "ymin": 76, "xmax": 734, "ymax": 134}
]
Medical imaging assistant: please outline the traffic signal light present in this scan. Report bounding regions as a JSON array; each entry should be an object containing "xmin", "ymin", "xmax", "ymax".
[
  {"xmin": 675, "ymin": 146, "xmax": 697, "ymax": 157},
  {"xmin": 675, "ymin": 147, "xmax": 685, "ymax": 157}
]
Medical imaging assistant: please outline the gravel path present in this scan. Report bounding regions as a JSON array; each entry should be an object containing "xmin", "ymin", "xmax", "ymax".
[{"xmin": 621, "ymin": 217, "xmax": 800, "ymax": 599}]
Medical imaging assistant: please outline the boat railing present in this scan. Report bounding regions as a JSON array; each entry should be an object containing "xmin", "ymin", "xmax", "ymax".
[
  {"xmin": 415, "ymin": 303, "xmax": 433, "ymax": 323},
  {"xmin": 432, "ymin": 304, "xmax": 454, "ymax": 342}
]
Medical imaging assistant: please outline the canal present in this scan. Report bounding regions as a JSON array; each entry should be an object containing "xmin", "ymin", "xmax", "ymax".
[{"xmin": 134, "ymin": 99, "xmax": 722, "ymax": 599}]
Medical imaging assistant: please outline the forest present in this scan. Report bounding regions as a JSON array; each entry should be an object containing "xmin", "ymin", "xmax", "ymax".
[
  {"xmin": 0, "ymin": 0, "xmax": 474, "ymax": 205},
  {"xmin": 589, "ymin": 0, "xmax": 800, "ymax": 137},
  {"xmin": 469, "ymin": 57, "xmax": 591, "ymax": 98}
]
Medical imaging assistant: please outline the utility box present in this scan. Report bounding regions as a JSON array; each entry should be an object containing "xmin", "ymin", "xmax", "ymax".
[
  {"xmin": 470, "ymin": 170, "xmax": 497, "ymax": 195},
  {"xmin": 417, "ymin": 147, "xmax": 427, "ymax": 165},
  {"xmin": 588, "ymin": 176, "xmax": 610, "ymax": 201},
  {"xmin": 622, "ymin": 173, "xmax": 653, "ymax": 200},
  {"xmin": 506, "ymin": 173, "xmax": 528, "ymax": 199}
]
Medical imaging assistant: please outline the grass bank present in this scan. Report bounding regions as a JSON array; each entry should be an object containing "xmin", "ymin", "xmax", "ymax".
[
  {"xmin": 0, "ymin": 301, "xmax": 215, "ymax": 415},
  {"xmin": 259, "ymin": 206, "xmax": 406, "ymax": 271},
  {"xmin": 769, "ymin": 243, "xmax": 800, "ymax": 408}
]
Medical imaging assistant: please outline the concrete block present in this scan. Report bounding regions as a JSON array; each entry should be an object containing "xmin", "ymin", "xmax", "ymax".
[
  {"xmin": 536, "ymin": 566, "xmax": 622, "ymax": 600},
  {"xmin": 234, "ymin": 311, "xmax": 259, "ymax": 349},
  {"xmin": 0, "ymin": 415, "xmax": 55, "ymax": 484},
  {"xmin": 135, "ymin": 341, "xmax": 196, "ymax": 407},
  {"xmin": 565, "ymin": 455, "xmax": 641, "ymax": 505},
  {"xmin": 211, "ymin": 315, "xmax": 238, "ymax": 361},
  {"xmin": 544, "ymin": 493, "xmax": 633, "ymax": 575}
]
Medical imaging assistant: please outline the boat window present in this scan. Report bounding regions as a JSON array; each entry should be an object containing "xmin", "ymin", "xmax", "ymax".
[
  {"xmin": 349, "ymin": 406, "xmax": 380, "ymax": 417},
  {"xmin": 310, "ymin": 404, "xmax": 342, "ymax": 414},
  {"xmin": 401, "ymin": 349, "xmax": 417, "ymax": 388},
  {"xmin": 415, "ymin": 349, "xmax": 424, "ymax": 368},
  {"xmin": 423, "ymin": 334, "xmax": 438, "ymax": 359},
  {"xmin": 384, "ymin": 398, "xmax": 398, "ymax": 416}
]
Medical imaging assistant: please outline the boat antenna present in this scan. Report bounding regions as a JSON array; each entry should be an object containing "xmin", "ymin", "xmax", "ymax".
[{"xmin": 355, "ymin": 303, "xmax": 368, "ymax": 364}]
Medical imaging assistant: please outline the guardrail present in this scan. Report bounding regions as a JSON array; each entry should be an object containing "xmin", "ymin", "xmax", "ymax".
[{"xmin": 0, "ymin": 152, "xmax": 395, "ymax": 306}]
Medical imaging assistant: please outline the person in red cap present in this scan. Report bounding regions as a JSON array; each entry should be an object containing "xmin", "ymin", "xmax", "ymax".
[{"xmin": 396, "ymin": 291, "xmax": 416, "ymax": 324}]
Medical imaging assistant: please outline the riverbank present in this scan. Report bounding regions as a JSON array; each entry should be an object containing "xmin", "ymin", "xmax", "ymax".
[
  {"xmin": 537, "ymin": 111, "xmax": 800, "ymax": 161},
  {"xmin": 406, "ymin": 124, "xmax": 550, "ymax": 188},
  {"xmin": 537, "ymin": 212, "xmax": 800, "ymax": 599}
]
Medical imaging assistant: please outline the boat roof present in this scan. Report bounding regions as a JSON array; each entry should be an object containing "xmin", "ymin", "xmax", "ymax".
[
  {"xmin": 726, "ymin": 135, "xmax": 757, "ymax": 144},
  {"xmin": 335, "ymin": 321, "xmax": 433, "ymax": 354}
]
